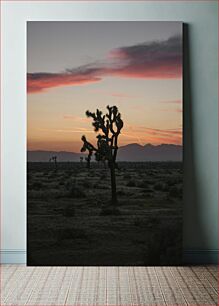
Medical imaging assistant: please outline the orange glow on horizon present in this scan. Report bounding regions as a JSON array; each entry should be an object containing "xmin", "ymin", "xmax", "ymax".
[{"xmin": 27, "ymin": 124, "xmax": 182, "ymax": 152}]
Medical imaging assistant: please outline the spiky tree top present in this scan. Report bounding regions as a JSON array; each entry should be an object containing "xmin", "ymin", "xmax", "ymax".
[{"xmin": 81, "ymin": 105, "xmax": 123, "ymax": 164}]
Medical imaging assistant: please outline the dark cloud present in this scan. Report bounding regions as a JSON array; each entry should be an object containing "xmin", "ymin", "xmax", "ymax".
[
  {"xmin": 27, "ymin": 35, "xmax": 182, "ymax": 94},
  {"xmin": 109, "ymin": 35, "xmax": 182, "ymax": 78}
]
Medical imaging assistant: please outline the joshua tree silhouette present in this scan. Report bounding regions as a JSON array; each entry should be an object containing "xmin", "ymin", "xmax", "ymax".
[
  {"xmin": 81, "ymin": 105, "xmax": 124, "ymax": 207},
  {"xmin": 49, "ymin": 156, "xmax": 57, "ymax": 169},
  {"xmin": 81, "ymin": 136, "xmax": 96, "ymax": 169}
]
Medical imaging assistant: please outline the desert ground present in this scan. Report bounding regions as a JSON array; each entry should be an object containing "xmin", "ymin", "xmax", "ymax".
[{"xmin": 27, "ymin": 161, "xmax": 183, "ymax": 266}]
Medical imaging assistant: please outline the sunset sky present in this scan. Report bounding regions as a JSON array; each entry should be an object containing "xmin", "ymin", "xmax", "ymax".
[{"xmin": 27, "ymin": 21, "xmax": 182, "ymax": 153}]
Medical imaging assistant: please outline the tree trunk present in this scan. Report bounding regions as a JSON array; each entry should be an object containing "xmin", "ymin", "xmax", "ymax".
[
  {"xmin": 87, "ymin": 160, "xmax": 90, "ymax": 169},
  {"xmin": 110, "ymin": 163, "xmax": 117, "ymax": 206}
]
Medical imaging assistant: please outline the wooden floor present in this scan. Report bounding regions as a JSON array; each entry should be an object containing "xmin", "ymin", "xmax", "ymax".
[{"xmin": 1, "ymin": 265, "xmax": 218, "ymax": 305}]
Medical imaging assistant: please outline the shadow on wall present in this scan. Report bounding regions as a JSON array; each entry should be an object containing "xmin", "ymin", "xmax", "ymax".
[{"xmin": 183, "ymin": 24, "xmax": 208, "ymax": 258}]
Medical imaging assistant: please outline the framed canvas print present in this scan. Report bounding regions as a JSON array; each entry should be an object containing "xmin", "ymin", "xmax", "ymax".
[{"xmin": 27, "ymin": 21, "xmax": 183, "ymax": 266}]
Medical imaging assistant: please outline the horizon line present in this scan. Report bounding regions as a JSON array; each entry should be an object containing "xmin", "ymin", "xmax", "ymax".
[{"xmin": 27, "ymin": 142, "xmax": 182, "ymax": 153}]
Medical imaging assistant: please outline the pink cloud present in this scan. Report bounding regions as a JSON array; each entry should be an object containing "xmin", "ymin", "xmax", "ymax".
[
  {"xmin": 27, "ymin": 72, "xmax": 101, "ymax": 93},
  {"xmin": 27, "ymin": 35, "xmax": 182, "ymax": 94}
]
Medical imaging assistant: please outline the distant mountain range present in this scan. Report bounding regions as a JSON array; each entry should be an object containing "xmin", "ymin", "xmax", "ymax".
[{"xmin": 27, "ymin": 143, "xmax": 182, "ymax": 162}]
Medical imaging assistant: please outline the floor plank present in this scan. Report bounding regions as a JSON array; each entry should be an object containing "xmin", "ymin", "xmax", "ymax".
[{"xmin": 1, "ymin": 265, "xmax": 218, "ymax": 305}]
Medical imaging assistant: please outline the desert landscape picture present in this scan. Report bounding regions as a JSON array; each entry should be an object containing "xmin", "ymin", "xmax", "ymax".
[{"xmin": 27, "ymin": 21, "xmax": 183, "ymax": 265}]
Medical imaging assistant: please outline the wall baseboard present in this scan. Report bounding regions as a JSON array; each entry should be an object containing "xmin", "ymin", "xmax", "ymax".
[
  {"xmin": 1, "ymin": 250, "xmax": 26, "ymax": 264},
  {"xmin": 0, "ymin": 249, "xmax": 218, "ymax": 264},
  {"xmin": 183, "ymin": 249, "xmax": 218, "ymax": 264}
]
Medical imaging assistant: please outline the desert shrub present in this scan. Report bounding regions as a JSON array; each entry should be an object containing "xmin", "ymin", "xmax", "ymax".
[
  {"xmin": 126, "ymin": 179, "xmax": 136, "ymax": 187},
  {"xmin": 54, "ymin": 190, "xmax": 71, "ymax": 199},
  {"xmin": 144, "ymin": 179, "xmax": 153, "ymax": 184},
  {"xmin": 63, "ymin": 205, "xmax": 75, "ymax": 217},
  {"xmin": 177, "ymin": 185, "xmax": 183, "ymax": 197},
  {"xmin": 88, "ymin": 170, "xmax": 95, "ymax": 176},
  {"xmin": 57, "ymin": 228, "xmax": 87, "ymax": 241},
  {"xmin": 133, "ymin": 217, "xmax": 142, "ymax": 227},
  {"xmin": 68, "ymin": 185, "xmax": 86, "ymax": 198},
  {"xmin": 31, "ymin": 181, "xmax": 43, "ymax": 190},
  {"xmin": 142, "ymin": 189, "xmax": 152, "ymax": 194},
  {"xmin": 65, "ymin": 179, "xmax": 86, "ymax": 198},
  {"xmin": 82, "ymin": 179, "xmax": 90, "ymax": 188},
  {"xmin": 166, "ymin": 178, "xmax": 178, "ymax": 186},
  {"xmin": 94, "ymin": 183, "xmax": 109, "ymax": 189},
  {"xmin": 142, "ymin": 232, "xmax": 163, "ymax": 265},
  {"xmin": 64, "ymin": 180, "xmax": 71, "ymax": 190},
  {"xmin": 169, "ymin": 186, "xmax": 182, "ymax": 198},
  {"xmin": 99, "ymin": 207, "xmax": 121, "ymax": 216},
  {"xmin": 48, "ymin": 172, "xmax": 57, "ymax": 179},
  {"xmin": 28, "ymin": 190, "xmax": 57, "ymax": 199},
  {"xmin": 162, "ymin": 183, "xmax": 169, "ymax": 192},
  {"xmin": 123, "ymin": 173, "xmax": 131, "ymax": 180},
  {"xmin": 50, "ymin": 183, "xmax": 60, "ymax": 189},
  {"xmin": 137, "ymin": 179, "xmax": 152, "ymax": 188},
  {"xmin": 100, "ymin": 173, "xmax": 107, "ymax": 180},
  {"xmin": 137, "ymin": 181, "xmax": 145, "ymax": 188},
  {"xmin": 64, "ymin": 170, "xmax": 74, "ymax": 179},
  {"xmin": 148, "ymin": 217, "xmax": 160, "ymax": 227},
  {"xmin": 117, "ymin": 189, "xmax": 126, "ymax": 196},
  {"xmin": 153, "ymin": 182, "xmax": 165, "ymax": 191},
  {"xmin": 27, "ymin": 183, "xmax": 32, "ymax": 189}
]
